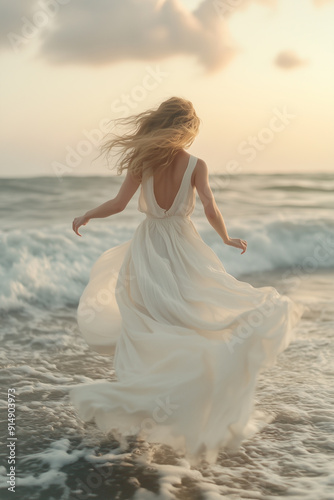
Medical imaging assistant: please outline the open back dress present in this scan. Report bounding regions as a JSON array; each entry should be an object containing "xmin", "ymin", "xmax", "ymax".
[{"xmin": 69, "ymin": 154, "xmax": 305, "ymax": 464}]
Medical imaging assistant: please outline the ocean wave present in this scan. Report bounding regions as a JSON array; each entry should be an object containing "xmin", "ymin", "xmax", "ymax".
[{"xmin": 1, "ymin": 215, "xmax": 333, "ymax": 313}]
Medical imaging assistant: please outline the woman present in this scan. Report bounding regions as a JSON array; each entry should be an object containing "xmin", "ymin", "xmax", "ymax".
[{"xmin": 70, "ymin": 96, "xmax": 304, "ymax": 464}]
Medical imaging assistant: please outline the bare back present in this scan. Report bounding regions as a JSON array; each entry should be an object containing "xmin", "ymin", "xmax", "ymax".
[
  {"xmin": 152, "ymin": 151, "xmax": 197, "ymax": 212},
  {"xmin": 152, "ymin": 150, "xmax": 216, "ymax": 216},
  {"xmin": 112, "ymin": 149, "xmax": 216, "ymax": 218}
]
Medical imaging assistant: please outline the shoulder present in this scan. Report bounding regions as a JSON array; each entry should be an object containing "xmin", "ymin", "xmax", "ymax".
[
  {"xmin": 193, "ymin": 157, "xmax": 208, "ymax": 180},
  {"xmin": 194, "ymin": 157, "xmax": 207, "ymax": 168},
  {"xmin": 190, "ymin": 157, "xmax": 208, "ymax": 188},
  {"xmin": 128, "ymin": 169, "xmax": 142, "ymax": 184}
]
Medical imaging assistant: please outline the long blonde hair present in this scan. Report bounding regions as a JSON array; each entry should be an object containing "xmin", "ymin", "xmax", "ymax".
[{"xmin": 97, "ymin": 96, "xmax": 201, "ymax": 181}]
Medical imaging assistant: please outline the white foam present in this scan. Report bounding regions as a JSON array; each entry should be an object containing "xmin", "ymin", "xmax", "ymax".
[{"xmin": 1, "ymin": 214, "xmax": 333, "ymax": 313}]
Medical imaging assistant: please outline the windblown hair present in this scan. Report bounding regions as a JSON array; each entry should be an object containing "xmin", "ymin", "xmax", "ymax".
[{"xmin": 97, "ymin": 96, "xmax": 201, "ymax": 182}]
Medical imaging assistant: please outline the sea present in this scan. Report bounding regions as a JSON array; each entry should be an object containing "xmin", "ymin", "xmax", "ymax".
[{"xmin": 0, "ymin": 172, "xmax": 334, "ymax": 500}]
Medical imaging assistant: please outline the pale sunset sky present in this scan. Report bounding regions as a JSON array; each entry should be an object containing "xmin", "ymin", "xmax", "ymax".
[{"xmin": 1, "ymin": 0, "xmax": 333, "ymax": 178}]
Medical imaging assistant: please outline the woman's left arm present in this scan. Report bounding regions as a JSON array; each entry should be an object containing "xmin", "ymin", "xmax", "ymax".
[{"xmin": 72, "ymin": 170, "xmax": 141, "ymax": 236}]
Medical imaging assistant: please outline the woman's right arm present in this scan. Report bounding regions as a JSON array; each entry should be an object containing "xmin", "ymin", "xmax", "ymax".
[{"xmin": 194, "ymin": 159, "xmax": 247, "ymax": 254}]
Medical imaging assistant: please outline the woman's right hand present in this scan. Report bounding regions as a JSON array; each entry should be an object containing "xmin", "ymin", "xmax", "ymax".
[{"xmin": 226, "ymin": 237, "xmax": 247, "ymax": 254}]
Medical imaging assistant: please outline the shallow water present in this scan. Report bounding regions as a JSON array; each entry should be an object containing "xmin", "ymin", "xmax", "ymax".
[{"xmin": 0, "ymin": 173, "xmax": 333, "ymax": 499}]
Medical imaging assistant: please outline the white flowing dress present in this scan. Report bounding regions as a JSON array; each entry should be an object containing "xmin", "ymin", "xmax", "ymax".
[{"xmin": 69, "ymin": 154, "xmax": 305, "ymax": 464}]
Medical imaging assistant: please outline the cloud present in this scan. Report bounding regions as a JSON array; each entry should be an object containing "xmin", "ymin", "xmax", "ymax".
[
  {"xmin": 0, "ymin": 0, "xmax": 274, "ymax": 73},
  {"xmin": 36, "ymin": 0, "xmax": 241, "ymax": 73},
  {"xmin": 274, "ymin": 50, "xmax": 309, "ymax": 70},
  {"xmin": 0, "ymin": 0, "xmax": 36, "ymax": 49}
]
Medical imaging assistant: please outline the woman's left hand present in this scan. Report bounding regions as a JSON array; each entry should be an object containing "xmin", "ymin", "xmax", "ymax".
[{"xmin": 72, "ymin": 215, "xmax": 90, "ymax": 237}]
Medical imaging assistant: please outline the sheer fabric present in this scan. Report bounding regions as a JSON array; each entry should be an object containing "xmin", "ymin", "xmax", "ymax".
[{"xmin": 69, "ymin": 154, "xmax": 305, "ymax": 464}]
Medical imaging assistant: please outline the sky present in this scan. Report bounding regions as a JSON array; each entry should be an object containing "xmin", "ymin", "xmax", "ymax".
[{"xmin": 1, "ymin": 0, "xmax": 333, "ymax": 178}]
